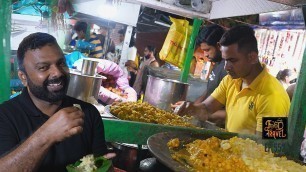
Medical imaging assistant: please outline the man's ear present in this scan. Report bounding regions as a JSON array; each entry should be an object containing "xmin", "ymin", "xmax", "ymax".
[
  {"xmin": 248, "ymin": 52, "xmax": 259, "ymax": 64},
  {"xmin": 217, "ymin": 42, "xmax": 221, "ymax": 50},
  {"xmin": 18, "ymin": 70, "xmax": 27, "ymax": 86}
]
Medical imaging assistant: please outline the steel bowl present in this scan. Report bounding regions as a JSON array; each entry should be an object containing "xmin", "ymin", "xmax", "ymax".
[
  {"xmin": 144, "ymin": 75, "xmax": 189, "ymax": 111},
  {"xmin": 67, "ymin": 70, "xmax": 103, "ymax": 102}
]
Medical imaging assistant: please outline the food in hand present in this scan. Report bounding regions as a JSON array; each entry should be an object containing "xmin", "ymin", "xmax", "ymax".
[
  {"xmin": 66, "ymin": 154, "xmax": 112, "ymax": 172},
  {"xmin": 77, "ymin": 154, "xmax": 97, "ymax": 171},
  {"xmin": 110, "ymin": 102, "xmax": 196, "ymax": 128},
  {"xmin": 73, "ymin": 104, "xmax": 82, "ymax": 110},
  {"xmin": 168, "ymin": 137, "xmax": 306, "ymax": 171}
]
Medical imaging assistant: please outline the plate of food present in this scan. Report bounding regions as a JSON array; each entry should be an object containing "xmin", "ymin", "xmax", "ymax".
[
  {"xmin": 103, "ymin": 105, "xmax": 119, "ymax": 119},
  {"xmin": 66, "ymin": 154, "xmax": 112, "ymax": 172},
  {"xmin": 147, "ymin": 132, "xmax": 306, "ymax": 172}
]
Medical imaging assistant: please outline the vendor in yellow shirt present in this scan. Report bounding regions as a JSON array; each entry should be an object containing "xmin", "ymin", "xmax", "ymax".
[{"xmin": 177, "ymin": 25, "xmax": 290, "ymax": 135}]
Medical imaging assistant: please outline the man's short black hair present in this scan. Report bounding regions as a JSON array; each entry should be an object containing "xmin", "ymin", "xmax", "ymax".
[
  {"xmin": 196, "ymin": 24, "xmax": 225, "ymax": 46},
  {"xmin": 146, "ymin": 45, "xmax": 155, "ymax": 53},
  {"xmin": 219, "ymin": 25, "xmax": 258, "ymax": 54},
  {"xmin": 17, "ymin": 32, "xmax": 58, "ymax": 71},
  {"xmin": 74, "ymin": 21, "xmax": 88, "ymax": 33},
  {"xmin": 118, "ymin": 29, "xmax": 125, "ymax": 35}
]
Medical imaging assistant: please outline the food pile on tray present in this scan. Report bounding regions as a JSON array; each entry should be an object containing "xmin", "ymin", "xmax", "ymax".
[
  {"xmin": 167, "ymin": 136, "xmax": 306, "ymax": 171},
  {"xmin": 110, "ymin": 102, "xmax": 196, "ymax": 128}
]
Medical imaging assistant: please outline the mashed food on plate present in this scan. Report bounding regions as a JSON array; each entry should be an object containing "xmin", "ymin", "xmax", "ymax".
[
  {"xmin": 76, "ymin": 154, "xmax": 97, "ymax": 172},
  {"xmin": 168, "ymin": 136, "xmax": 306, "ymax": 172}
]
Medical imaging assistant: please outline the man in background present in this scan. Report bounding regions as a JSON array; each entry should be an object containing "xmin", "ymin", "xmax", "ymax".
[
  {"xmin": 74, "ymin": 21, "xmax": 103, "ymax": 58},
  {"xmin": 173, "ymin": 24, "xmax": 227, "ymax": 127}
]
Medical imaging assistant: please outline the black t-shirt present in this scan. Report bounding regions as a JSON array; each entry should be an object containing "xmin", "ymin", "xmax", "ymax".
[
  {"xmin": 0, "ymin": 88, "xmax": 107, "ymax": 171},
  {"xmin": 206, "ymin": 59, "xmax": 227, "ymax": 97}
]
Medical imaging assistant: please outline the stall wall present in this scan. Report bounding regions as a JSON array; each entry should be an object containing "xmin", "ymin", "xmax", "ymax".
[{"xmin": 135, "ymin": 32, "xmax": 168, "ymax": 58}]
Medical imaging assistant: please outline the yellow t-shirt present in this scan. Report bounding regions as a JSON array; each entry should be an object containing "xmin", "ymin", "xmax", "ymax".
[{"xmin": 211, "ymin": 66, "xmax": 290, "ymax": 134}]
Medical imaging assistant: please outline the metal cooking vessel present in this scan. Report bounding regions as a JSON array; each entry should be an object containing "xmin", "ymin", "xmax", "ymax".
[
  {"xmin": 144, "ymin": 75, "xmax": 189, "ymax": 111},
  {"xmin": 66, "ymin": 70, "xmax": 103, "ymax": 102},
  {"xmin": 81, "ymin": 58, "xmax": 99, "ymax": 76}
]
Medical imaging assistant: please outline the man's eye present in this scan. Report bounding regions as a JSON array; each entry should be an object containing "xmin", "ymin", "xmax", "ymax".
[
  {"xmin": 59, "ymin": 61, "xmax": 67, "ymax": 67},
  {"xmin": 38, "ymin": 66, "xmax": 48, "ymax": 71}
]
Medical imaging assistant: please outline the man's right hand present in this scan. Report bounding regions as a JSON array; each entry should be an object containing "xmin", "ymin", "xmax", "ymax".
[
  {"xmin": 171, "ymin": 101, "xmax": 185, "ymax": 113},
  {"xmin": 40, "ymin": 107, "xmax": 84, "ymax": 143},
  {"xmin": 172, "ymin": 101, "xmax": 209, "ymax": 122}
]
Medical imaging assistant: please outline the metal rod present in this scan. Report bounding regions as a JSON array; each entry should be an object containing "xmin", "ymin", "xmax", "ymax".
[
  {"xmin": 180, "ymin": 18, "xmax": 202, "ymax": 83},
  {"xmin": 0, "ymin": 0, "xmax": 12, "ymax": 103}
]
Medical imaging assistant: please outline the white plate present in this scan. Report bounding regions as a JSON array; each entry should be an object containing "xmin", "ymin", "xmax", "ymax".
[{"xmin": 103, "ymin": 105, "xmax": 119, "ymax": 119}]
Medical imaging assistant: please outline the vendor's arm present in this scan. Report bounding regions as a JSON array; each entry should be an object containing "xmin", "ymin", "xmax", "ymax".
[
  {"xmin": 97, "ymin": 59, "xmax": 137, "ymax": 102},
  {"xmin": 178, "ymin": 76, "xmax": 228, "ymax": 122},
  {"xmin": 177, "ymin": 95, "xmax": 225, "ymax": 122},
  {"xmin": 98, "ymin": 87, "xmax": 125, "ymax": 104},
  {"xmin": 0, "ymin": 107, "xmax": 84, "ymax": 171},
  {"xmin": 207, "ymin": 110, "xmax": 226, "ymax": 127},
  {"xmin": 194, "ymin": 90, "xmax": 208, "ymax": 104}
]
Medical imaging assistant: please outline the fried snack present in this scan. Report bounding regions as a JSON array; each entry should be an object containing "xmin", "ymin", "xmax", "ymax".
[
  {"xmin": 73, "ymin": 104, "xmax": 82, "ymax": 111},
  {"xmin": 110, "ymin": 102, "xmax": 196, "ymax": 128},
  {"xmin": 168, "ymin": 137, "xmax": 306, "ymax": 172}
]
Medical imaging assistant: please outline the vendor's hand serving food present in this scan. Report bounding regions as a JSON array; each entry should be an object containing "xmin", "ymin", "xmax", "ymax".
[{"xmin": 172, "ymin": 101, "xmax": 209, "ymax": 122}]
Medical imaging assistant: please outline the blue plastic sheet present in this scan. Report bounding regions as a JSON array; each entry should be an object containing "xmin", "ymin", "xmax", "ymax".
[{"xmin": 64, "ymin": 51, "xmax": 87, "ymax": 68}]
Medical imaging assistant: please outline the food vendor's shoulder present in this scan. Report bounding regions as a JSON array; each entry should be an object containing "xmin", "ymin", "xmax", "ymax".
[{"xmin": 263, "ymin": 74, "xmax": 287, "ymax": 93}]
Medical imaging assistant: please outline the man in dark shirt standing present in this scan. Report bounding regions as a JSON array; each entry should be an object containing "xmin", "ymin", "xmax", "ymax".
[
  {"xmin": 194, "ymin": 24, "xmax": 227, "ymax": 103},
  {"xmin": 0, "ymin": 32, "xmax": 114, "ymax": 171},
  {"xmin": 173, "ymin": 25, "xmax": 227, "ymax": 126}
]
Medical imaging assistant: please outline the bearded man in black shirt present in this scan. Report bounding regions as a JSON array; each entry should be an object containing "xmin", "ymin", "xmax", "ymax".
[{"xmin": 0, "ymin": 32, "xmax": 114, "ymax": 171}]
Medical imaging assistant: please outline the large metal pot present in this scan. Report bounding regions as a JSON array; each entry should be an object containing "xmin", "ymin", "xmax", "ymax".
[
  {"xmin": 144, "ymin": 75, "xmax": 189, "ymax": 111},
  {"xmin": 66, "ymin": 70, "xmax": 103, "ymax": 102}
]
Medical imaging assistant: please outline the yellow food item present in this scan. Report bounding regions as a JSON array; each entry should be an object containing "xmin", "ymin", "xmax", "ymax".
[
  {"xmin": 169, "ymin": 137, "xmax": 306, "ymax": 172},
  {"xmin": 110, "ymin": 102, "xmax": 196, "ymax": 128},
  {"xmin": 167, "ymin": 138, "xmax": 180, "ymax": 149}
]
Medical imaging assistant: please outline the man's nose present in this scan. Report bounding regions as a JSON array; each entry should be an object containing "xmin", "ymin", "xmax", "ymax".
[
  {"xmin": 50, "ymin": 65, "xmax": 64, "ymax": 78},
  {"xmin": 224, "ymin": 61, "xmax": 231, "ymax": 71}
]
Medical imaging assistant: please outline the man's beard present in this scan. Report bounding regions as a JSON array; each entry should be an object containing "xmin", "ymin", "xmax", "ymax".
[
  {"xmin": 27, "ymin": 74, "xmax": 69, "ymax": 103},
  {"xmin": 210, "ymin": 52, "xmax": 222, "ymax": 63}
]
